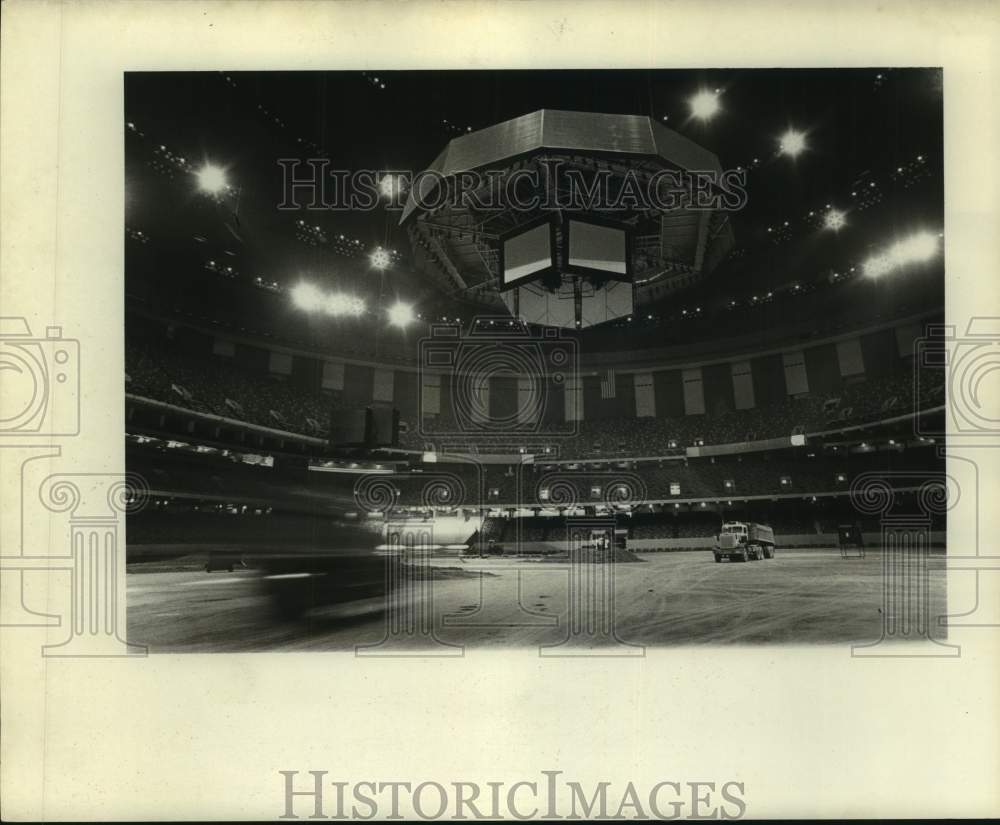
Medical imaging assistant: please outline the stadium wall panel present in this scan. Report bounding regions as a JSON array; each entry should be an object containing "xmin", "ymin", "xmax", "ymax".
[
  {"xmin": 860, "ymin": 328, "xmax": 900, "ymax": 377},
  {"xmin": 491, "ymin": 375, "xmax": 519, "ymax": 423},
  {"xmin": 804, "ymin": 343, "xmax": 841, "ymax": 395},
  {"xmin": 654, "ymin": 369, "xmax": 685, "ymax": 418},
  {"xmin": 343, "ymin": 363, "xmax": 374, "ymax": 405},
  {"xmin": 627, "ymin": 531, "xmax": 946, "ymax": 552},
  {"xmin": 542, "ymin": 376, "xmax": 566, "ymax": 427},
  {"xmin": 393, "ymin": 370, "xmax": 419, "ymax": 420},
  {"xmin": 703, "ymin": 362, "xmax": 735, "ymax": 416},
  {"xmin": 291, "ymin": 353, "xmax": 320, "ymax": 392},
  {"xmin": 751, "ymin": 353, "xmax": 786, "ymax": 407}
]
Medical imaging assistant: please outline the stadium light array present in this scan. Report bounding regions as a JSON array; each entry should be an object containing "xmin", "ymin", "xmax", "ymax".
[
  {"xmin": 387, "ymin": 301, "xmax": 415, "ymax": 328},
  {"xmin": 195, "ymin": 163, "xmax": 228, "ymax": 194},
  {"xmin": 778, "ymin": 128, "xmax": 807, "ymax": 157},
  {"xmin": 688, "ymin": 89, "xmax": 721, "ymax": 120},
  {"xmin": 291, "ymin": 282, "xmax": 325, "ymax": 312},
  {"xmin": 823, "ymin": 208, "xmax": 847, "ymax": 231},
  {"xmin": 326, "ymin": 293, "xmax": 366, "ymax": 317},
  {"xmin": 863, "ymin": 231, "xmax": 940, "ymax": 278},
  {"xmin": 291, "ymin": 282, "xmax": 366, "ymax": 317}
]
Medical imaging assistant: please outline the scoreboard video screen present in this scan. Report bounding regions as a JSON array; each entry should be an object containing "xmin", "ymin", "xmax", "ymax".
[
  {"xmin": 501, "ymin": 221, "xmax": 555, "ymax": 286},
  {"xmin": 566, "ymin": 217, "xmax": 630, "ymax": 279}
]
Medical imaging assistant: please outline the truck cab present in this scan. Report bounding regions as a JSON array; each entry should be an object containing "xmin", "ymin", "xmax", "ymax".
[
  {"xmin": 716, "ymin": 522, "xmax": 750, "ymax": 563},
  {"xmin": 720, "ymin": 522, "xmax": 749, "ymax": 543}
]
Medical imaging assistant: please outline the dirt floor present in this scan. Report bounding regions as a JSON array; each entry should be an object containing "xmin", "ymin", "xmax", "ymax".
[{"xmin": 126, "ymin": 547, "xmax": 948, "ymax": 652}]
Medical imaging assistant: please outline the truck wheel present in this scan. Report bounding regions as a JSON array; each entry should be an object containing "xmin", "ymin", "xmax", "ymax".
[
  {"xmin": 714, "ymin": 553, "xmax": 721, "ymax": 563},
  {"xmin": 740, "ymin": 550, "xmax": 748, "ymax": 563}
]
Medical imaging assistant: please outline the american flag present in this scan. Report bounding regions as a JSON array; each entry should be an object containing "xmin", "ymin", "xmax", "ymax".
[{"xmin": 600, "ymin": 368, "xmax": 616, "ymax": 399}]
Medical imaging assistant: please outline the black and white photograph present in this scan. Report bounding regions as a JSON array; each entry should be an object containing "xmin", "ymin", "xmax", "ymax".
[
  {"xmin": 123, "ymin": 68, "xmax": 950, "ymax": 652},
  {"xmin": 4, "ymin": 2, "xmax": 1000, "ymax": 820}
]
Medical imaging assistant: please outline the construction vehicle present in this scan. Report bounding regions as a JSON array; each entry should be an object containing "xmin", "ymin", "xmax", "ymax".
[{"xmin": 714, "ymin": 521, "xmax": 776, "ymax": 563}]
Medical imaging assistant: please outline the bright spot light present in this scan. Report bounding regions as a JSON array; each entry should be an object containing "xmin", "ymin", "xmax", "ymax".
[
  {"xmin": 379, "ymin": 174, "xmax": 404, "ymax": 199},
  {"xmin": 291, "ymin": 282, "xmax": 324, "ymax": 311},
  {"xmin": 387, "ymin": 301, "xmax": 415, "ymax": 328},
  {"xmin": 897, "ymin": 231, "xmax": 939, "ymax": 262},
  {"xmin": 824, "ymin": 208, "xmax": 847, "ymax": 231},
  {"xmin": 863, "ymin": 254, "xmax": 894, "ymax": 279},
  {"xmin": 864, "ymin": 231, "xmax": 939, "ymax": 278},
  {"xmin": 778, "ymin": 129, "xmax": 807, "ymax": 157},
  {"xmin": 195, "ymin": 163, "xmax": 228, "ymax": 194},
  {"xmin": 888, "ymin": 232, "xmax": 939, "ymax": 267},
  {"xmin": 689, "ymin": 89, "xmax": 721, "ymax": 120},
  {"xmin": 370, "ymin": 248, "xmax": 391, "ymax": 269},
  {"xmin": 324, "ymin": 293, "xmax": 365, "ymax": 317}
]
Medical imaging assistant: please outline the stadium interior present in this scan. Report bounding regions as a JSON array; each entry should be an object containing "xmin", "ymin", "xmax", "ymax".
[{"xmin": 125, "ymin": 69, "xmax": 947, "ymax": 646}]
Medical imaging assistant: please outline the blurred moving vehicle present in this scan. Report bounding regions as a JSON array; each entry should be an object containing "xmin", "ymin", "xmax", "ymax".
[{"xmin": 205, "ymin": 521, "xmax": 390, "ymax": 619}]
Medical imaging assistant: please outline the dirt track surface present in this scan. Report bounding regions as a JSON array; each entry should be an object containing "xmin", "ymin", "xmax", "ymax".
[{"xmin": 127, "ymin": 548, "xmax": 947, "ymax": 652}]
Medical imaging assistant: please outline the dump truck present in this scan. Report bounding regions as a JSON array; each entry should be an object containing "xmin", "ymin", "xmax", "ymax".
[{"xmin": 714, "ymin": 521, "xmax": 776, "ymax": 563}]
